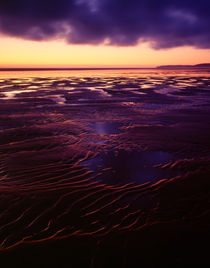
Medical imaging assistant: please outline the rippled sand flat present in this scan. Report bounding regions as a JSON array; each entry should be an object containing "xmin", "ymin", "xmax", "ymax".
[{"xmin": 0, "ymin": 69, "xmax": 210, "ymax": 267}]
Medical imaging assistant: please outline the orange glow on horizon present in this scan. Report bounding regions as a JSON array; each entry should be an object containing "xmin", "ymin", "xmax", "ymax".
[{"xmin": 1, "ymin": 35, "xmax": 210, "ymax": 68}]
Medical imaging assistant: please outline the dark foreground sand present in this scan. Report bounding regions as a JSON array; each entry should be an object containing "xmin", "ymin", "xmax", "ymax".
[{"xmin": 0, "ymin": 69, "xmax": 210, "ymax": 267}]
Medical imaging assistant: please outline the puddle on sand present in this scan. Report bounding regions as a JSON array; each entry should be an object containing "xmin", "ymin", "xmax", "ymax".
[
  {"xmin": 154, "ymin": 86, "xmax": 180, "ymax": 95},
  {"xmin": 91, "ymin": 121, "xmax": 123, "ymax": 135},
  {"xmin": 49, "ymin": 95, "xmax": 66, "ymax": 104},
  {"xmin": 85, "ymin": 121, "xmax": 179, "ymax": 185},
  {"xmin": 82, "ymin": 149, "xmax": 178, "ymax": 185},
  {"xmin": 1, "ymin": 89, "xmax": 35, "ymax": 99}
]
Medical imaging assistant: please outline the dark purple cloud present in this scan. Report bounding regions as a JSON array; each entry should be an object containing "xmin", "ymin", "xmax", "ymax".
[{"xmin": 0, "ymin": 0, "xmax": 210, "ymax": 49}]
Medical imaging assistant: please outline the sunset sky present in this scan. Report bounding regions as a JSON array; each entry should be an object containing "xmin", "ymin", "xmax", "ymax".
[{"xmin": 1, "ymin": 0, "xmax": 210, "ymax": 68}]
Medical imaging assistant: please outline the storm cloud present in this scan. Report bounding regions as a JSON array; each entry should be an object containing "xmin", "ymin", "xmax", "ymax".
[{"xmin": 0, "ymin": 0, "xmax": 210, "ymax": 49}]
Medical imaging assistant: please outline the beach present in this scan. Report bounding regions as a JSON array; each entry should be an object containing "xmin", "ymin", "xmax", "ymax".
[{"xmin": 0, "ymin": 68, "xmax": 210, "ymax": 267}]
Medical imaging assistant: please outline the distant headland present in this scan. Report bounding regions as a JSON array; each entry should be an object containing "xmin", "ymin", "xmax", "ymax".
[{"xmin": 156, "ymin": 63, "xmax": 210, "ymax": 69}]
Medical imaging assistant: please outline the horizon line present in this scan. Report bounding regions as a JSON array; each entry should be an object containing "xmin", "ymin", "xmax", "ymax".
[{"xmin": 0, "ymin": 67, "xmax": 156, "ymax": 71}]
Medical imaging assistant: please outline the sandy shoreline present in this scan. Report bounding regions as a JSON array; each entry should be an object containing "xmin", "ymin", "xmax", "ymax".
[{"xmin": 0, "ymin": 70, "xmax": 210, "ymax": 266}]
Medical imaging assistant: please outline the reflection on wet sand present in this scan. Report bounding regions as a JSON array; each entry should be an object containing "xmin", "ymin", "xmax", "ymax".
[{"xmin": 82, "ymin": 150, "xmax": 176, "ymax": 185}]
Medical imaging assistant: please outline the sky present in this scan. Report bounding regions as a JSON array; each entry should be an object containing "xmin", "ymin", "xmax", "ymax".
[{"xmin": 1, "ymin": 0, "xmax": 210, "ymax": 68}]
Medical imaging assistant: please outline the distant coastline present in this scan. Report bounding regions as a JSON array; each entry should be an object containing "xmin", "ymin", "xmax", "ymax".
[{"xmin": 156, "ymin": 63, "xmax": 210, "ymax": 69}]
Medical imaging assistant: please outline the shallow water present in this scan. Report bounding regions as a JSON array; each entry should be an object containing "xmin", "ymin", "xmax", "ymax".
[
  {"xmin": 91, "ymin": 121, "xmax": 122, "ymax": 135},
  {"xmin": 82, "ymin": 149, "xmax": 176, "ymax": 185}
]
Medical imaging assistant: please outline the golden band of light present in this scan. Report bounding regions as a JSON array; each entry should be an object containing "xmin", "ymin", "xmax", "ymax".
[{"xmin": 1, "ymin": 35, "xmax": 210, "ymax": 68}]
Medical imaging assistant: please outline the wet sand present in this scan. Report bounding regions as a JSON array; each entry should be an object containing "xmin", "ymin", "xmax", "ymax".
[{"xmin": 0, "ymin": 69, "xmax": 210, "ymax": 267}]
